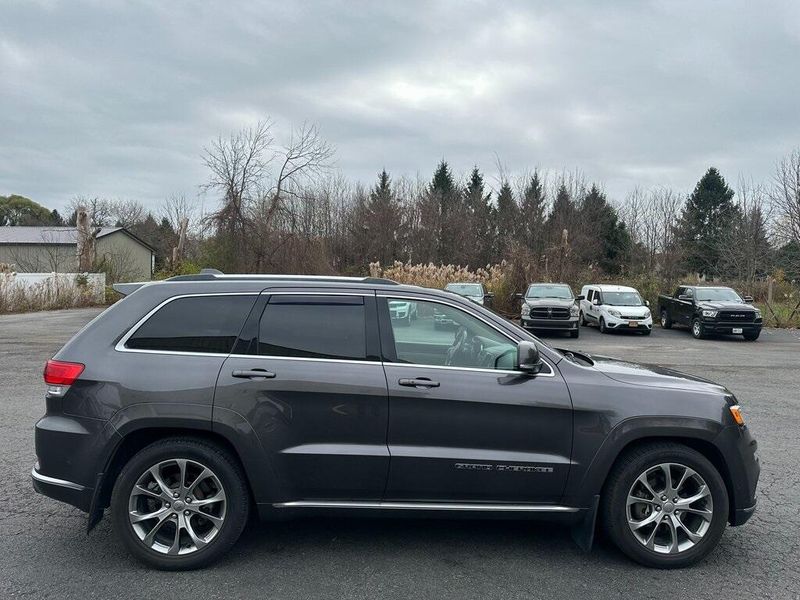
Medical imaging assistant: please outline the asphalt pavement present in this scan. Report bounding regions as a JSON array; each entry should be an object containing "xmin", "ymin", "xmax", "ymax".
[{"xmin": 1, "ymin": 308, "xmax": 798, "ymax": 599}]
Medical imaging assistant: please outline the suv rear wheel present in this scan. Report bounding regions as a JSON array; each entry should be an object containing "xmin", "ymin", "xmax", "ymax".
[
  {"xmin": 602, "ymin": 442, "xmax": 728, "ymax": 568},
  {"xmin": 111, "ymin": 438, "xmax": 250, "ymax": 570}
]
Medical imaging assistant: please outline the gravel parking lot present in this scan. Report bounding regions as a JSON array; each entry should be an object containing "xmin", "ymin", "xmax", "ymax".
[{"xmin": 1, "ymin": 308, "xmax": 799, "ymax": 599}]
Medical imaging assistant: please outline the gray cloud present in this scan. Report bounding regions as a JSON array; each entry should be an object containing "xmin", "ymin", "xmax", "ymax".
[{"xmin": 1, "ymin": 0, "xmax": 799, "ymax": 212}]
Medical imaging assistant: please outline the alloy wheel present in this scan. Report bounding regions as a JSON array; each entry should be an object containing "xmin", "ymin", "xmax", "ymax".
[
  {"xmin": 128, "ymin": 458, "xmax": 227, "ymax": 555},
  {"xmin": 626, "ymin": 462, "xmax": 713, "ymax": 554}
]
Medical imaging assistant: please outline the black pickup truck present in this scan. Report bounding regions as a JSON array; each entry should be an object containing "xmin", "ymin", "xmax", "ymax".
[{"xmin": 658, "ymin": 285, "xmax": 762, "ymax": 340}]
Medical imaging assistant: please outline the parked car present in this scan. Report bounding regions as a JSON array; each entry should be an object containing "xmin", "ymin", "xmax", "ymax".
[
  {"xmin": 444, "ymin": 282, "xmax": 494, "ymax": 308},
  {"xmin": 579, "ymin": 285, "xmax": 653, "ymax": 335},
  {"xmin": 388, "ymin": 299, "xmax": 418, "ymax": 325},
  {"xmin": 33, "ymin": 272, "xmax": 758, "ymax": 570},
  {"xmin": 658, "ymin": 285, "xmax": 762, "ymax": 340},
  {"xmin": 517, "ymin": 283, "xmax": 581, "ymax": 338}
]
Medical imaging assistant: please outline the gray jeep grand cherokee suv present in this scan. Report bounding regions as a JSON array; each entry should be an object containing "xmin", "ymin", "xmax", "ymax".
[{"xmin": 32, "ymin": 272, "xmax": 759, "ymax": 570}]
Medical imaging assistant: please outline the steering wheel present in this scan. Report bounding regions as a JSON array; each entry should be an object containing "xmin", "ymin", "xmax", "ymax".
[{"xmin": 445, "ymin": 326, "xmax": 484, "ymax": 367}]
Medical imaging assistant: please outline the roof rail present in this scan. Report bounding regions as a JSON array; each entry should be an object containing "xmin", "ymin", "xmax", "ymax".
[{"xmin": 164, "ymin": 272, "xmax": 399, "ymax": 285}]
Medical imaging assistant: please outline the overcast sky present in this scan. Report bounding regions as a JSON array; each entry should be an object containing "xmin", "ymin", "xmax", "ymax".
[{"xmin": 2, "ymin": 0, "xmax": 799, "ymax": 213}]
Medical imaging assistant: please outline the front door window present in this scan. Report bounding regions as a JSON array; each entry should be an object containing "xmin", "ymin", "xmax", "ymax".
[{"xmin": 386, "ymin": 298, "xmax": 517, "ymax": 370}]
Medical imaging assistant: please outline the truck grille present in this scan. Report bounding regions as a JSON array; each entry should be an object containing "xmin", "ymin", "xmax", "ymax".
[
  {"xmin": 718, "ymin": 310, "xmax": 755, "ymax": 323},
  {"xmin": 531, "ymin": 307, "xmax": 570, "ymax": 319}
]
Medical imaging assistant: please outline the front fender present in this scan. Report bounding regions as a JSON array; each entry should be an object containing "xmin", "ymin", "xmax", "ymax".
[{"xmin": 562, "ymin": 415, "xmax": 724, "ymax": 507}]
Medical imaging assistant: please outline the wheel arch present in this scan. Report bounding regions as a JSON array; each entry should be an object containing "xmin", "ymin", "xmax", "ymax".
[
  {"xmin": 94, "ymin": 426, "xmax": 256, "ymax": 520},
  {"xmin": 596, "ymin": 436, "xmax": 736, "ymax": 525}
]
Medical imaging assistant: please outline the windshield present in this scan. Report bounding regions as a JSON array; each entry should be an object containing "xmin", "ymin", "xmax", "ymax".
[
  {"xmin": 602, "ymin": 291, "xmax": 644, "ymax": 306},
  {"xmin": 526, "ymin": 284, "xmax": 573, "ymax": 299},
  {"xmin": 695, "ymin": 288, "xmax": 743, "ymax": 302},
  {"xmin": 446, "ymin": 283, "xmax": 483, "ymax": 296}
]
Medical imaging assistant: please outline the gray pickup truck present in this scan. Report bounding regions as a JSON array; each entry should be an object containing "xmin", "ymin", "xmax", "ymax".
[{"xmin": 658, "ymin": 285, "xmax": 762, "ymax": 340}]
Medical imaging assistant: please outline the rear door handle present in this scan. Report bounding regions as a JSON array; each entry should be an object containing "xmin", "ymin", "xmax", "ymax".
[
  {"xmin": 398, "ymin": 377, "xmax": 440, "ymax": 388},
  {"xmin": 232, "ymin": 369, "xmax": 276, "ymax": 380}
]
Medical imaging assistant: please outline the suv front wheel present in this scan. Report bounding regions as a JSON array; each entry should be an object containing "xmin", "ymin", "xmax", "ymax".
[
  {"xmin": 111, "ymin": 438, "xmax": 250, "ymax": 570},
  {"xmin": 602, "ymin": 442, "xmax": 729, "ymax": 568}
]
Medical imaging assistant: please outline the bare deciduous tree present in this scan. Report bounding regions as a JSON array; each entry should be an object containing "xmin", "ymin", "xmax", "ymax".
[{"xmin": 772, "ymin": 148, "xmax": 800, "ymax": 245}]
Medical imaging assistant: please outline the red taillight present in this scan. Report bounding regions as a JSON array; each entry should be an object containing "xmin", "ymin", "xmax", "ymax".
[{"xmin": 43, "ymin": 360, "xmax": 85, "ymax": 386}]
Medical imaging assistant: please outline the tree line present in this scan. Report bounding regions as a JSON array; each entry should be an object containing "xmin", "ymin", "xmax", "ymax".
[{"xmin": 2, "ymin": 120, "xmax": 799, "ymax": 286}]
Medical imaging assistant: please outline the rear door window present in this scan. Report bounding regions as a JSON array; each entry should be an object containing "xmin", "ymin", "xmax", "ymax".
[
  {"xmin": 258, "ymin": 295, "xmax": 369, "ymax": 360},
  {"xmin": 126, "ymin": 295, "xmax": 256, "ymax": 354}
]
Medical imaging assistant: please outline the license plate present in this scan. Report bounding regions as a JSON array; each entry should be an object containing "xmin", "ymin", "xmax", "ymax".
[
  {"xmin": 628, "ymin": 321, "xmax": 639, "ymax": 327},
  {"xmin": 732, "ymin": 327, "xmax": 743, "ymax": 334}
]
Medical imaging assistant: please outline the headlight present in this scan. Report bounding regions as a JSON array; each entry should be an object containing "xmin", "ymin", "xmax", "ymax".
[
  {"xmin": 702, "ymin": 310, "xmax": 717, "ymax": 317},
  {"xmin": 608, "ymin": 309, "xmax": 621, "ymax": 318},
  {"xmin": 570, "ymin": 304, "xmax": 579, "ymax": 316},
  {"xmin": 643, "ymin": 310, "xmax": 651, "ymax": 319},
  {"xmin": 521, "ymin": 304, "xmax": 530, "ymax": 317},
  {"xmin": 754, "ymin": 309, "xmax": 761, "ymax": 319}
]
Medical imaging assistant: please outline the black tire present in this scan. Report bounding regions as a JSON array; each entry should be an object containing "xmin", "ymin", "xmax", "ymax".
[
  {"xmin": 641, "ymin": 329, "xmax": 652, "ymax": 336},
  {"xmin": 691, "ymin": 318, "xmax": 705, "ymax": 339},
  {"xmin": 660, "ymin": 310, "xmax": 672, "ymax": 329},
  {"xmin": 602, "ymin": 442, "xmax": 729, "ymax": 569},
  {"xmin": 743, "ymin": 330, "xmax": 760, "ymax": 341},
  {"xmin": 580, "ymin": 311, "xmax": 587, "ymax": 326},
  {"xmin": 599, "ymin": 318, "xmax": 608, "ymax": 334},
  {"xmin": 570, "ymin": 328, "xmax": 579, "ymax": 339},
  {"xmin": 111, "ymin": 437, "xmax": 250, "ymax": 570}
]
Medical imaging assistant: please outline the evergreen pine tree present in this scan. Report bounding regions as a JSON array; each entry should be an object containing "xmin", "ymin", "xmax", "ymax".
[
  {"xmin": 462, "ymin": 167, "xmax": 493, "ymax": 266},
  {"xmin": 677, "ymin": 168, "xmax": 740, "ymax": 277},
  {"xmin": 519, "ymin": 172, "xmax": 546, "ymax": 255},
  {"xmin": 494, "ymin": 181, "xmax": 518, "ymax": 259}
]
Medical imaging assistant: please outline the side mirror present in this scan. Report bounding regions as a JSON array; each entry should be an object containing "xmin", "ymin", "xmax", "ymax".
[
  {"xmin": 678, "ymin": 294, "xmax": 690, "ymax": 301},
  {"xmin": 645, "ymin": 300, "xmax": 650, "ymax": 307},
  {"xmin": 485, "ymin": 293, "xmax": 495, "ymax": 299},
  {"xmin": 515, "ymin": 293, "xmax": 523, "ymax": 299},
  {"xmin": 743, "ymin": 295, "xmax": 753, "ymax": 303},
  {"xmin": 576, "ymin": 295, "xmax": 585, "ymax": 302},
  {"xmin": 516, "ymin": 341, "xmax": 543, "ymax": 374}
]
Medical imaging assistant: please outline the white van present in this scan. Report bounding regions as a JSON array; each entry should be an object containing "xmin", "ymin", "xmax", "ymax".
[{"xmin": 579, "ymin": 284, "xmax": 652, "ymax": 335}]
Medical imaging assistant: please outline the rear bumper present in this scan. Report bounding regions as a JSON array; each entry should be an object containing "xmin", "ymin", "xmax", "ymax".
[
  {"xmin": 522, "ymin": 318, "xmax": 579, "ymax": 331},
  {"xmin": 32, "ymin": 413, "xmax": 116, "ymax": 514},
  {"xmin": 31, "ymin": 463, "xmax": 93, "ymax": 512}
]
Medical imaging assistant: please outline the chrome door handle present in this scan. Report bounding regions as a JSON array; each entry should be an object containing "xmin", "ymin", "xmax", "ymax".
[
  {"xmin": 232, "ymin": 369, "xmax": 276, "ymax": 380},
  {"xmin": 398, "ymin": 378, "xmax": 440, "ymax": 388}
]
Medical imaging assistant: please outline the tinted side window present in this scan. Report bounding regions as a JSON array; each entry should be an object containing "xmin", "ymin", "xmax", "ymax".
[
  {"xmin": 587, "ymin": 290, "xmax": 594, "ymax": 302},
  {"xmin": 259, "ymin": 296, "xmax": 368, "ymax": 360},
  {"xmin": 385, "ymin": 298, "xmax": 517, "ymax": 370},
  {"xmin": 126, "ymin": 295, "xmax": 255, "ymax": 354}
]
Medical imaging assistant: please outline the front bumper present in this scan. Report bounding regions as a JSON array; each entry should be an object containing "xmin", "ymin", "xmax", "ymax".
[
  {"xmin": 714, "ymin": 424, "xmax": 760, "ymax": 526},
  {"xmin": 603, "ymin": 315, "xmax": 653, "ymax": 330},
  {"xmin": 702, "ymin": 319, "xmax": 762, "ymax": 335},
  {"xmin": 522, "ymin": 317, "xmax": 579, "ymax": 331}
]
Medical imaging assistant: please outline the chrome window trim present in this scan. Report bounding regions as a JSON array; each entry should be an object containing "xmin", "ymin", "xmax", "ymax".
[
  {"xmin": 274, "ymin": 500, "xmax": 578, "ymax": 513},
  {"xmin": 114, "ymin": 290, "xmax": 555, "ymax": 377},
  {"xmin": 227, "ymin": 354, "xmax": 380, "ymax": 366},
  {"xmin": 378, "ymin": 293, "xmax": 555, "ymax": 377},
  {"xmin": 115, "ymin": 292, "xmax": 259, "ymax": 355},
  {"xmin": 384, "ymin": 361, "xmax": 553, "ymax": 377}
]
